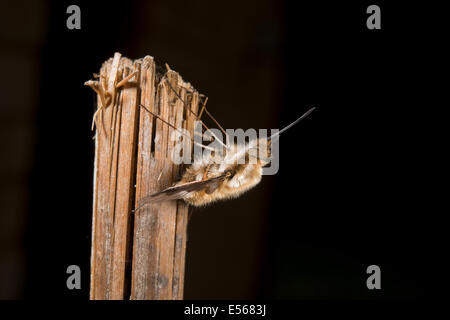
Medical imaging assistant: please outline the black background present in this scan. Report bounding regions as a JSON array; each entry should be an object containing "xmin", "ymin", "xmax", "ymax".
[{"xmin": 0, "ymin": 0, "xmax": 445, "ymax": 300}]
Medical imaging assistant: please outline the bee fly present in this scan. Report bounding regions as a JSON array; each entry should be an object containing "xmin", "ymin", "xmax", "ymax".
[{"xmin": 136, "ymin": 78, "xmax": 315, "ymax": 209}]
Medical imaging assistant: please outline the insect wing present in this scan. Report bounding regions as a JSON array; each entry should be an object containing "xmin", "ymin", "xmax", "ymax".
[{"xmin": 135, "ymin": 174, "xmax": 227, "ymax": 210}]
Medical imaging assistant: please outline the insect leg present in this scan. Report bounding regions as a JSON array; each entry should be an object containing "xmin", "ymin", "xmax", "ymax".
[
  {"xmin": 198, "ymin": 96, "xmax": 208, "ymax": 119},
  {"xmin": 163, "ymin": 76, "xmax": 229, "ymax": 149},
  {"xmin": 202, "ymin": 163, "xmax": 213, "ymax": 180},
  {"xmin": 139, "ymin": 104, "xmax": 215, "ymax": 151}
]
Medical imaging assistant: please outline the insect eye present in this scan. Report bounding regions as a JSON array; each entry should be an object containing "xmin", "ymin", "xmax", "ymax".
[{"xmin": 225, "ymin": 170, "xmax": 235, "ymax": 179}]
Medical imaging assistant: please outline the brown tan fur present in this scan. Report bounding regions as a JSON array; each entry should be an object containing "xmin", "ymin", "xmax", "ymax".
[
  {"xmin": 136, "ymin": 107, "xmax": 315, "ymax": 209},
  {"xmin": 175, "ymin": 138, "xmax": 269, "ymax": 206}
]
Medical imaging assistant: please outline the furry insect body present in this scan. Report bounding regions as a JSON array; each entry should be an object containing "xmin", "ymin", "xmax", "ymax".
[
  {"xmin": 137, "ymin": 138, "xmax": 270, "ymax": 207},
  {"xmin": 180, "ymin": 138, "xmax": 269, "ymax": 206},
  {"xmin": 135, "ymin": 103, "xmax": 315, "ymax": 210}
]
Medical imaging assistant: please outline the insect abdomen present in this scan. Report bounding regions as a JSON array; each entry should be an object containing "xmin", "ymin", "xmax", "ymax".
[{"xmin": 183, "ymin": 163, "xmax": 263, "ymax": 206}]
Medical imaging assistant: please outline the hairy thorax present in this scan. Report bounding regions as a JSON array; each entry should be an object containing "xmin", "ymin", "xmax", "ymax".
[{"xmin": 177, "ymin": 140, "xmax": 267, "ymax": 206}]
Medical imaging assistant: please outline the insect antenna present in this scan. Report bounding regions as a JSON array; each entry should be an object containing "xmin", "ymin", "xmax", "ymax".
[
  {"xmin": 163, "ymin": 76, "xmax": 229, "ymax": 149},
  {"xmin": 139, "ymin": 103, "xmax": 215, "ymax": 151},
  {"xmin": 269, "ymin": 107, "xmax": 316, "ymax": 141}
]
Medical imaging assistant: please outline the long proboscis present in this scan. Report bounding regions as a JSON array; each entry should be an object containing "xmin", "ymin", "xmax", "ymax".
[{"xmin": 269, "ymin": 107, "xmax": 316, "ymax": 141}]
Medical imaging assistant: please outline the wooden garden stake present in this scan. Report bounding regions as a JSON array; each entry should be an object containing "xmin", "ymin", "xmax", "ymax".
[{"xmin": 87, "ymin": 53, "xmax": 198, "ymax": 300}]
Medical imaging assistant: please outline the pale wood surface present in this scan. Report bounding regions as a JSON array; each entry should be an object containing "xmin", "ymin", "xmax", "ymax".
[{"xmin": 89, "ymin": 53, "xmax": 197, "ymax": 300}]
